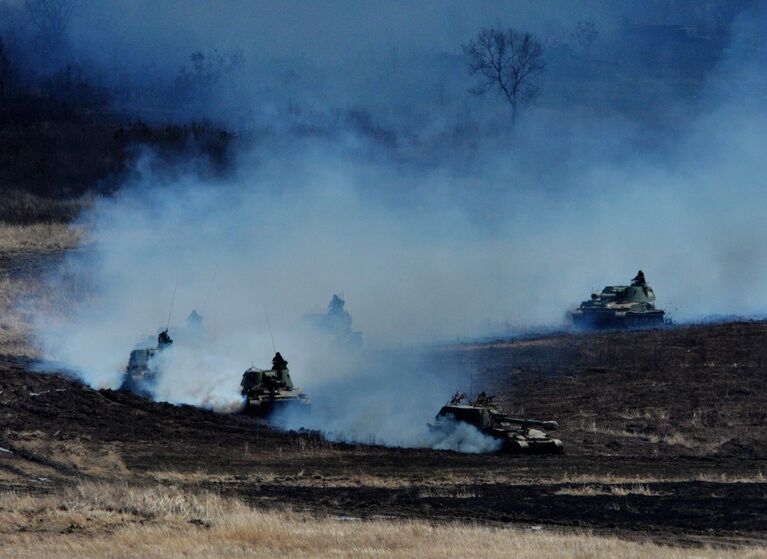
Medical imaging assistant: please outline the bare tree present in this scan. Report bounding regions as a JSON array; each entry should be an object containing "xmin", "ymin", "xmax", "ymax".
[
  {"xmin": 572, "ymin": 19, "xmax": 599, "ymax": 57},
  {"xmin": 465, "ymin": 27, "xmax": 544, "ymax": 123}
]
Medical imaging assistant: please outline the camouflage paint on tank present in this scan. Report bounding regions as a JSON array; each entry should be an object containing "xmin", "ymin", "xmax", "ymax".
[
  {"xmin": 120, "ymin": 329, "xmax": 174, "ymax": 398},
  {"xmin": 571, "ymin": 271, "xmax": 666, "ymax": 329},
  {"xmin": 240, "ymin": 353, "xmax": 310, "ymax": 416},
  {"xmin": 430, "ymin": 393, "xmax": 564, "ymax": 454}
]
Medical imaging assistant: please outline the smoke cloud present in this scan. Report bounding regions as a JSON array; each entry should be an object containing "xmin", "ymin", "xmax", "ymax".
[
  {"xmin": 21, "ymin": 1, "xmax": 767, "ymax": 450},
  {"xmin": 33, "ymin": 93, "xmax": 767, "ymax": 445}
]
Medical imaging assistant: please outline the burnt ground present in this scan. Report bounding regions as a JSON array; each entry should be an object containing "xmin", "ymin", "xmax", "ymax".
[{"xmin": 1, "ymin": 321, "xmax": 767, "ymax": 548}]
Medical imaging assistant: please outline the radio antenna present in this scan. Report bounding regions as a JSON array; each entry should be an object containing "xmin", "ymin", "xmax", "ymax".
[
  {"xmin": 166, "ymin": 280, "xmax": 178, "ymax": 331},
  {"xmin": 263, "ymin": 303, "xmax": 277, "ymax": 353}
]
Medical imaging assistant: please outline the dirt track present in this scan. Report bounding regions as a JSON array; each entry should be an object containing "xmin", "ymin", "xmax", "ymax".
[{"xmin": 1, "ymin": 321, "xmax": 766, "ymax": 547}]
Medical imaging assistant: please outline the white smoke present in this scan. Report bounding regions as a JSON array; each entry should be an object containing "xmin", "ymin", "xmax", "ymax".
[
  {"xmin": 31, "ymin": 102, "xmax": 767, "ymax": 448},
  {"xmin": 428, "ymin": 419, "xmax": 502, "ymax": 454},
  {"xmin": 270, "ymin": 347, "xmax": 501, "ymax": 453},
  {"xmin": 149, "ymin": 345, "xmax": 246, "ymax": 413}
]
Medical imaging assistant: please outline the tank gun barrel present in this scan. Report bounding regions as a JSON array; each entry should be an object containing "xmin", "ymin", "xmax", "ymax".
[{"xmin": 498, "ymin": 415, "xmax": 559, "ymax": 431}]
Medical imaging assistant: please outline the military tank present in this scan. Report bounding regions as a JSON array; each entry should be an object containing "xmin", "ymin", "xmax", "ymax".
[
  {"xmin": 571, "ymin": 270, "xmax": 666, "ymax": 329},
  {"xmin": 305, "ymin": 294, "xmax": 363, "ymax": 349},
  {"xmin": 240, "ymin": 352, "xmax": 310, "ymax": 416},
  {"xmin": 430, "ymin": 393, "xmax": 564, "ymax": 454},
  {"xmin": 120, "ymin": 329, "xmax": 174, "ymax": 398}
]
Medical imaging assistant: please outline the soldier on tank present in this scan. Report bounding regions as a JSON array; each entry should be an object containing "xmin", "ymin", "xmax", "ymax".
[
  {"xmin": 329, "ymin": 294, "xmax": 345, "ymax": 314},
  {"xmin": 157, "ymin": 329, "xmax": 173, "ymax": 347},
  {"xmin": 450, "ymin": 392, "xmax": 467, "ymax": 404},
  {"xmin": 272, "ymin": 352, "xmax": 288, "ymax": 371},
  {"xmin": 632, "ymin": 270, "xmax": 646, "ymax": 287},
  {"xmin": 475, "ymin": 392, "xmax": 494, "ymax": 406},
  {"xmin": 327, "ymin": 294, "xmax": 353, "ymax": 331}
]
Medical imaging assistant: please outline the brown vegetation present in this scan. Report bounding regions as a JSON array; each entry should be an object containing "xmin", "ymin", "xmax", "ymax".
[
  {"xmin": 0, "ymin": 222, "xmax": 80, "ymax": 356},
  {"xmin": 0, "ymin": 222, "xmax": 82, "ymax": 252},
  {"xmin": 0, "ymin": 192, "xmax": 90, "ymax": 224},
  {"xmin": 0, "ymin": 482, "xmax": 762, "ymax": 559}
]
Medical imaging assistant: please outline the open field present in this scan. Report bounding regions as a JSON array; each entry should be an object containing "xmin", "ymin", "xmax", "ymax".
[
  {"xmin": 0, "ymin": 482, "xmax": 764, "ymax": 559},
  {"xmin": 0, "ymin": 222, "xmax": 83, "ymax": 253},
  {"xmin": 0, "ymin": 223, "xmax": 80, "ymax": 357},
  {"xmin": 1, "ymin": 321, "xmax": 766, "ymax": 551},
  {"xmin": 0, "ymin": 239, "xmax": 766, "ymax": 554}
]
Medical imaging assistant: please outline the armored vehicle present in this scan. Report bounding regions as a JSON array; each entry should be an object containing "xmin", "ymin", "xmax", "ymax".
[
  {"xmin": 240, "ymin": 352, "xmax": 310, "ymax": 416},
  {"xmin": 571, "ymin": 270, "xmax": 666, "ymax": 329},
  {"xmin": 120, "ymin": 329, "xmax": 173, "ymax": 398},
  {"xmin": 430, "ymin": 393, "xmax": 564, "ymax": 454},
  {"xmin": 305, "ymin": 294, "xmax": 362, "ymax": 349}
]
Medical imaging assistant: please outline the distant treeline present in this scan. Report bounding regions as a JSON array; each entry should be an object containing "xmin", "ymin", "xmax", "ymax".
[
  {"xmin": 0, "ymin": 0, "xmax": 762, "ymax": 222},
  {"xmin": 0, "ymin": 36, "xmax": 236, "ymax": 223}
]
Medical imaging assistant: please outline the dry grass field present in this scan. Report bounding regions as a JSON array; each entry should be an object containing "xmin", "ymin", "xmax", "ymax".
[
  {"xmin": 0, "ymin": 222, "xmax": 83, "ymax": 253},
  {"xmin": 0, "ymin": 482, "xmax": 764, "ymax": 559},
  {"xmin": 0, "ymin": 222, "xmax": 82, "ymax": 356}
]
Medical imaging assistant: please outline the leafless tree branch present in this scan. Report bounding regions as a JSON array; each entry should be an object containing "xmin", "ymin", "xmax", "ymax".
[{"xmin": 465, "ymin": 27, "xmax": 544, "ymax": 123}]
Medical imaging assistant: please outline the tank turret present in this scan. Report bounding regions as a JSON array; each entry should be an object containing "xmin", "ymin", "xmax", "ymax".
[
  {"xmin": 121, "ymin": 329, "xmax": 174, "ymax": 398},
  {"xmin": 240, "ymin": 352, "xmax": 310, "ymax": 416},
  {"xmin": 570, "ymin": 270, "xmax": 666, "ymax": 329},
  {"xmin": 305, "ymin": 294, "xmax": 363, "ymax": 349}
]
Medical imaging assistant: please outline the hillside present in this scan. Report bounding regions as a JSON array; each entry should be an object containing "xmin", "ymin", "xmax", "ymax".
[{"xmin": 1, "ymin": 321, "xmax": 766, "ymax": 547}]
